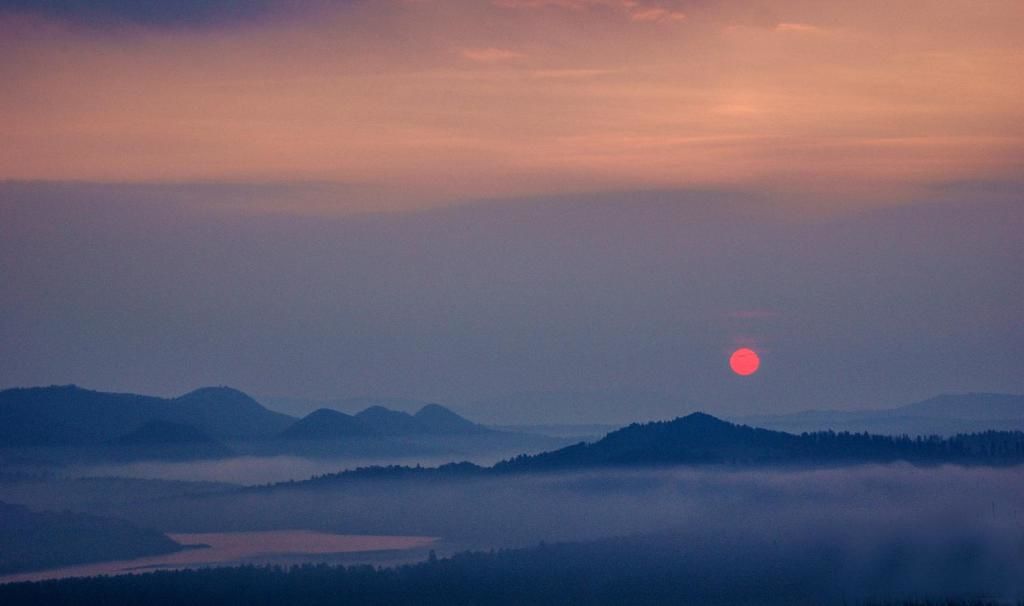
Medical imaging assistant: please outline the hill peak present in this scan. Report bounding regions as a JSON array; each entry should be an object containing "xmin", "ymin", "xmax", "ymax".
[
  {"xmin": 679, "ymin": 411, "xmax": 727, "ymax": 423},
  {"xmin": 280, "ymin": 408, "xmax": 372, "ymax": 440},
  {"xmin": 415, "ymin": 403, "xmax": 455, "ymax": 415},
  {"xmin": 306, "ymin": 407, "xmax": 355, "ymax": 420},
  {"xmin": 355, "ymin": 406, "xmax": 422, "ymax": 436},
  {"xmin": 176, "ymin": 386, "xmax": 253, "ymax": 401},
  {"xmin": 415, "ymin": 403, "xmax": 491, "ymax": 435},
  {"xmin": 359, "ymin": 404, "xmax": 403, "ymax": 415}
]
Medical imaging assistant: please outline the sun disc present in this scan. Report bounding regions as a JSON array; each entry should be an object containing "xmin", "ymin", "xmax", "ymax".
[{"xmin": 729, "ymin": 348, "xmax": 760, "ymax": 376}]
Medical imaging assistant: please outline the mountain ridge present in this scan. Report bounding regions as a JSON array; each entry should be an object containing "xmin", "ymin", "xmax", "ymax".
[
  {"xmin": 279, "ymin": 408, "xmax": 375, "ymax": 440},
  {"xmin": 0, "ymin": 385, "xmax": 294, "ymax": 446},
  {"xmin": 734, "ymin": 393, "xmax": 1024, "ymax": 436},
  {"xmin": 496, "ymin": 412, "xmax": 1024, "ymax": 471},
  {"xmin": 278, "ymin": 403, "xmax": 494, "ymax": 439},
  {"xmin": 284, "ymin": 412, "xmax": 1024, "ymax": 488}
]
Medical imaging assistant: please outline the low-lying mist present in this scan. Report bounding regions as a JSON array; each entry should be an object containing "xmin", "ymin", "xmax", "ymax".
[
  {"xmin": 63, "ymin": 454, "xmax": 506, "ymax": 485},
  {"xmin": 3, "ymin": 464, "xmax": 1022, "ymax": 600}
]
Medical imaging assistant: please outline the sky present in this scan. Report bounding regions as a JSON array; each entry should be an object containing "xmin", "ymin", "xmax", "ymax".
[{"xmin": 1, "ymin": 1, "xmax": 1022, "ymax": 423}]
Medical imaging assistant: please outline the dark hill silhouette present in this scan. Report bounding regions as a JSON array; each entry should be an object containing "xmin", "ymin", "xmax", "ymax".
[
  {"xmin": 109, "ymin": 420, "xmax": 233, "ymax": 460},
  {"xmin": 171, "ymin": 387, "xmax": 294, "ymax": 438},
  {"xmin": 0, "ymin": 501, "xmax": 186, "ymax": 575},
  {"xmin": 114, "ymin": 420, "xmax": 220, "ymax": 445},
  {"xmin": 288, "ymin": 413, "xmax": 1024, "ymax": 487},
  {"xmin": 495, "ymin": 412, "xmax": 1024, "ymax": 471},
  {"xmin": 351, "ymin": 404, "xmax": 492, "ymax": 436},
  {"xmin": 355, "ymin": 405, "xmax": 425, "ymax": 435},
  {"xmin": 279, "ymin": 409, "xmax": 375, "ymax": 440},
  {"xmin": 0, "ymin": 385, "xmax": 295, "ymax": 446},
  {"xmin": 414, "ymin": 403, "xmax": 492, "ymax": 435}
]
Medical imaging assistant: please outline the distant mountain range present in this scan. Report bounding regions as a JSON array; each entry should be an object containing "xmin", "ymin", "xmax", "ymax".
[
  {"xmin": 0, "ymin": 385, "xmax": 295, "ymax": 447},
  {"xmin": 260, "ymin": 395, "xmax": 435, "ymax": 418},
  {"xmin": 269, "ymin": 391, "xmax": 1024, "ymax": 435},
  {"xmin": 280, "ymin": 403, "xmax": 494, "ymax": 440},
  {"xmin": 0, "ymin": 385, "xmax": 495, "ymax": 450},
  {"xmin": 279, "ymin": 409, "xmax": 370, "ymax": 440},
  {"xmin": 4, "ymin": 386, "xmax": 1022, "ymax": 464},
  {"xmin": 732, "ymin": 393, "xmax": 1024, "ymax": 437}
]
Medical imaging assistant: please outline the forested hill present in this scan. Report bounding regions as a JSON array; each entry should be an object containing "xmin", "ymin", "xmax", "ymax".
[
  {"xmin": 495, "ymin": 413, "xmax": 1024, "ymax": 471},
  {"xmin": 2, "ymin": 532, "xmax": 1019, "ymax": 606},
  {"xmin": 274, "ymin": 413, "xmax": 1024, "ymax": 488}
]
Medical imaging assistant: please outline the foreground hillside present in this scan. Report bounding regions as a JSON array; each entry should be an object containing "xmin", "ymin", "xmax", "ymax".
[
  {"xmin": 0, "ymin": 502, "xmax": 184, "ymax": 575},
  {"xmin": 2, "ymin": 528, "xmax": 1020, "ymax": 606}
]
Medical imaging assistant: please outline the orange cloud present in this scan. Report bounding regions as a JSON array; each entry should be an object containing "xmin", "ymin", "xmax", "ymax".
[
  {"xmin": 0, "ymin": 0, "xmax": 1022, "ymax": 211},
  {"xmin": 774, "ymin": 22, "xmax": 823, "ymax": 33},
  {"xmin": 494, "ymin": 0, "xmax": 686, "ymax": 23},
  {"xmin": 460, "ymin": 47, "xmax": 527, "ymax": 63},
  {"xmin": 629, "ymin": 8, "xmax": 686, "ymax": 23}
]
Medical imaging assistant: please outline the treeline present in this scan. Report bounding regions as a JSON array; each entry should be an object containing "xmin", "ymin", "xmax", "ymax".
[
  {"xmin": 1, "ymin": 537, "xmax": 1019, "ymax": 606},
  {"xmin": 796, "ymin": 429, "xmax": 1024, "ymax": 461},
  {"xmin": 254, "ymin": 415, "xmax": 1024, "ymax": 490},
  {"xmin": 493, "ymin": 413, "xmax": 1024, "ymax": 471}
]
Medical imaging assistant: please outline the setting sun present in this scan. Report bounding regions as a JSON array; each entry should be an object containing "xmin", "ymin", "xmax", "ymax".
[{"xmin": 730, "ymin": 348, "xmax": 760, "ymax": 376}]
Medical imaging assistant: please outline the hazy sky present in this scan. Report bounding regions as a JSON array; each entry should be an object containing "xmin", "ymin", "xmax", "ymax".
[
  {"xmin": 1, "ymin": 1, "xmax": 1022, "ymax": 422},
  {"xmin": 3, "ymin": 0, "xmax": 1023, "ymax": 207}
]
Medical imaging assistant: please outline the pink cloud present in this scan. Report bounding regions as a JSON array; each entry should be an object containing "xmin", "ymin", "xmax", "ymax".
[
  {"xmin": 460, "ymin": 47, "xmax": 527, "ymax": 63},
  {"xmin": 495, "ymin": 0, "xmax": 686, "ymax": 23},
  {"xmin": 774, "ymin": 22, "xmax": 824, "ymax": 33},
  {"xmin": 630, "ymin": 8, "xmax": 686, "ymax": 22}
]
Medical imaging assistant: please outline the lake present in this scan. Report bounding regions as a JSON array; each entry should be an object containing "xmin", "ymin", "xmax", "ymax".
[{"xmin": 0, "ymin": 530, "xmax": 438, "ymax": 584}]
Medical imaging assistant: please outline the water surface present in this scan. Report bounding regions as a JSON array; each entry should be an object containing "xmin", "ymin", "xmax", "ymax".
[{"xmin": 0, "ymin": 530, "xmax": 437, "ymax": 584}]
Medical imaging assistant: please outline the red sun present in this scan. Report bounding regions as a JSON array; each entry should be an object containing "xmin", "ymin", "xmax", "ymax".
[{"xmin": 729, "ymin": 348, "xmax": 760, "ymax": 376}]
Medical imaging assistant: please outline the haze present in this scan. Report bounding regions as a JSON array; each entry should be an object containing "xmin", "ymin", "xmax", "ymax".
[{"xmin": 1, "ymin": 0, "xmax": 1022, "ymax": 423}]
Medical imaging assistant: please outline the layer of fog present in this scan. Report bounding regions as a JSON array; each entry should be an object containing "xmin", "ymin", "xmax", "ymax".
[
  {"xmin": 4, "ymin": 464, "xmax": 1023, "ymax": 600},
  {"xmin": 62, "ymin": 453, "xmax": 513, "ymax": 485}
]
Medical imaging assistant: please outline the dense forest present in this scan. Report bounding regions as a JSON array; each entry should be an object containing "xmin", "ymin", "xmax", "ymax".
[
  {"xmin": 1, "ymin": 533, "xmax": 1019, "ymax": 606},
  {"xmin": 497, "ymin": 413, "xmax": 1024, "ymax": 470}
]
